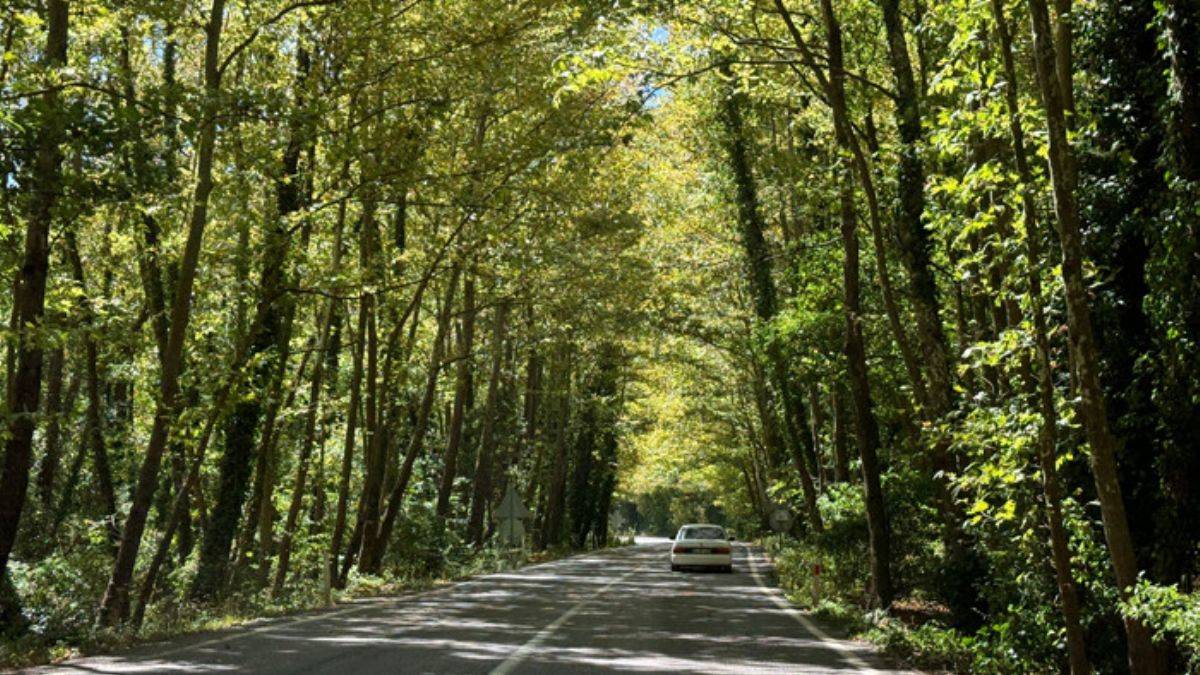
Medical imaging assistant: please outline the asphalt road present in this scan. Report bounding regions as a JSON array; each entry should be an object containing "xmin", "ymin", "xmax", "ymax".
[{"xmin": 30, "ymin": 539, "xmax": 912, "ymax": 674}]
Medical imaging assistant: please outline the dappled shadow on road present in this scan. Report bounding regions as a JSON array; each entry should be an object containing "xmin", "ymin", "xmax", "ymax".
[{"xmin": 38, "ymin": 544, "xmax": 902, "ymax": 674}]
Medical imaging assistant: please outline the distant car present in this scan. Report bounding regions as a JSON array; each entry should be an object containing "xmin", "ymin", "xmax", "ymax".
[{"xmin": 669, "ymin": 524, "xmax": 733, "ymax": 573}]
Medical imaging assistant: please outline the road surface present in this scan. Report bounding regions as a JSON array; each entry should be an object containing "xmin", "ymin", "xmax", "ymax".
[{"xmin": 30, "ymin": 539, "xmax": 911, "ymax": 674}]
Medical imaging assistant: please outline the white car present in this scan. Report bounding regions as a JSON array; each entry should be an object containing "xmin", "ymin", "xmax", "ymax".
[{"xmin": 669, "ymin": 524, "xmax": 734, "ymax": 573}]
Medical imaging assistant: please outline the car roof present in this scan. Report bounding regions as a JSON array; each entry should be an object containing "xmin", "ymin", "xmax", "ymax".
[{"xmin": 679, "ymin": 524, "xmax": 723, "ymax": 529}]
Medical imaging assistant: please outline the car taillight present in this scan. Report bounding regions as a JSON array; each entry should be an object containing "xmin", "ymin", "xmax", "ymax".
[
  {"xmin": 673, "ymin": 545, "xmax": 691, "ymax": 553},
  {"xmin": 713, "ymin": 547, "xmax": 731, "ymax": 554}
]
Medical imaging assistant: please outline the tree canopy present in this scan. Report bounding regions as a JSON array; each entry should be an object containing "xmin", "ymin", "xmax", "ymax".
[{"xmin": 1, "ymin": 0, "xmax": 1198, "ymax": 672}]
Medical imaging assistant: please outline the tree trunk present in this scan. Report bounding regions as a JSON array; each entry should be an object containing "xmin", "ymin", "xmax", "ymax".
[
  {"xmin": 1025, "ymin": 0, "xmax": 1163, "ymax": 670},
  {"xmin": 437, "ymin": 272, "xmax": 476, "ymax": 518},
  {"xmin": 831, "ymin": 383, "xmax": 850, "ymax": 483},
  {"xmin": 0, "ymin": 0, "xmax": 68, "ymax": 626},
  {"xmin": 539, "ymin": 342, "xmax": 573, "ymax": 550},
  {"xmin": 98, "ymin": 0, "xmax": 226, "ymax": 627},
  {"xmin": 878, "ymin": 0, "xmax": 954, "ymax": 416},
  {"xmin": 131, "ymin": 361, "xmax": 241, "ymax": 630},
  {"xmin": 839, "ymin": 173, "xmax": 894, "ymax": 608},
  {"xmin": 808, "ymin": 384, "xmax": 828, "ymax": 489},
  {"xmin": 273, "ymin": 276, "xmax": 337, "ymax": 597},
  {"xmin": 468, "ymin": 301, "xmax": 510, "ymax": 547},
  {"xmin": 366, "ymin": 263, "xmax": 461, "ymax": 571},
  {"xmin": 717, "ymin": 59, "xmax": 823, "ymax": 532},
  {"xmin": 350, "ymin": 112, "xmax": 396, "ymax": 571},
  {"xmin": 989, "ymin": 1, "xmax": 1090, "ymax": 670},
  {"xmin": 750, "ymin": 358, "xmax": 786, "ymax": 472},
  {"xmin": 520, "ymin": 336, "xmax": 543, "ymax": 507},
  {"xmin": 190, "ymin": 37, "xmax": 305, "ymax": 601},
  {"xmin": 822, "ymin": 9, "xmax": 894, "ymax": 605},
  {"xmin": 65, "ymin": 231, "xmax": 119, "ymax": 549},
  {"xmin": 329, "ymin": 205, "xmax": 361, "ymax": 588},
  {"xmin": 36, "ymin": 347, "xmax": 72, "ymax": 508}
]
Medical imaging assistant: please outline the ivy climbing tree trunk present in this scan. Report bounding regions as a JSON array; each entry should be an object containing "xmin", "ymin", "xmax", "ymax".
[
  {"xmin": 189, "ymin": 36, "xmax": 305, "ymax": 602},
  {"xmin": 877, "ymin": 0, "xmax": 981, "ymax": 626},
  {"xmin": 717, "ymin": 59, "xmax": 822, "ymax": 533}
]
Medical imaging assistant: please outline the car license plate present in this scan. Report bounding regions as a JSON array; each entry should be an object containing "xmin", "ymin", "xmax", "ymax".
[{"xmin": 691, "ymin": 548, "xmax": 710, "ymax": 554}]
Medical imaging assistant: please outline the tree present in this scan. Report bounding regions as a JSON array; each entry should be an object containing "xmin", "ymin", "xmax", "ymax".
[
  {"xmin": 0, "ymin": 0, "xmax": 68, "ymax": 628},
  {"xmin": 1023, "ymin": 0, "xmax": 1163, "ymax": 669}
]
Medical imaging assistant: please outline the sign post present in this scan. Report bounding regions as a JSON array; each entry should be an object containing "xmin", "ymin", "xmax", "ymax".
[{"xmin": 768, "ymin": 505, "xmax": 793, "ymax": 558}]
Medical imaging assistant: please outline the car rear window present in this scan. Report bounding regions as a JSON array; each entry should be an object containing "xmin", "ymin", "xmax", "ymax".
[{"xmin": 682, "ymin": 527, "xmax": 725, "ymax": 540}]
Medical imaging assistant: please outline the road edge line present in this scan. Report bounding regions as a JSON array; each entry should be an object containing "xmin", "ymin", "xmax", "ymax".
[{"xmin": 745, "ymin": 544, "xmax": 883, "ymax": 675}]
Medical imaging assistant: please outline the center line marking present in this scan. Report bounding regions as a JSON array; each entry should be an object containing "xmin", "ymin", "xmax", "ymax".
[{"xmin": 489, "ymin": 560, "xmax": 647, "ymax": 675}]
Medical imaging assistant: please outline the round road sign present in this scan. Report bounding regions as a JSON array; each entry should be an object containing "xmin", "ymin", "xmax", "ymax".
[{"xmin": 769, "ymin": 506, "xmax": 793, "ymax": 533}]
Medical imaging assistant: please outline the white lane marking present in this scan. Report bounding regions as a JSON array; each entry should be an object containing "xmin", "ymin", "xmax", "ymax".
[
  {"xmin": 745, "ymin": 546, "xmax": 883, "ymax": 674},
  {"xmin": 489, "ymin": 561, "xmax": 647, "ymax": 675}
]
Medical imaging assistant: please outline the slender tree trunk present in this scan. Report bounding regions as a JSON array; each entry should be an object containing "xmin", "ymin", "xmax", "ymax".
[
  {"xmin": 989, "ymin": 2, "xmax": 1090, "ymax": 670},
  {"xmin": 808, "ymin": 384, "xmax": 829, "ymax": 489},
  {"xmin": 98, "ymin": 0, "xmax": 227, "ymax": 627},
  {"xmin": 437, "ymin": 272, "xmax": 476, "ymax": 518},
  {"xmin": 329, "ymin": 204, "xmax": 360, "ymax": 588},
  {"xmin": 520, "ymin": 336, "xmax": 543, "ymax": 506},
  {"xmin": 539, "ymin": 342, "xmax": 573, "ymax": 550},
  {"xmin": 839, "ymin": 175, "xmax": 894, "ymax": 608},
  {"xmin": 131, "ymin": 362, "xmax": 241, "ymax": 630},
  {"xmin": 468, "ymin": 301, "xmax": 509, "ymax": 547},
  {"xmin": 876, "ymin": 0, "xmax": 980, "ymax": 623},
  {"xmin": 273, "ymin": 286, "xmax": 337, "ymax": 597},
  {"xmin": 36, "ymin": 347, "xmax": 70, "ymax": 508},
  {"xmin": 831, "ymin": 383, "xmax": 850, "ymax": 483},
  {"xmin": 353, "ymin": 213, "xmax": 385, "ymax": 574},
  {"xmin": 823, "ymin": 12, "xmax": 894, "ymax": 605},
  {"xmin": 750, "ymin": 358, "xmax": 786, "ymax": 472},
  {"xmin": 1025, "ymin": 0, "xmax": 1163, "ymax": 669},
  {"xmin": 65, "ymin": 231, "xmax": 119, "ymax": 549},
  {"xmin": 775, "ymin": 1, "xmax": 927, "ymax": 416},
  {"xmin": 367, "ymin": 263, "xmax": 461, "ymax": 570},
  {"xmin": 0, "ymin": 0, "xmax": 68, "ymax": 627},
  {"xmin": 877, "ymin": 0, "xmax": 954, "ymax": 415}
]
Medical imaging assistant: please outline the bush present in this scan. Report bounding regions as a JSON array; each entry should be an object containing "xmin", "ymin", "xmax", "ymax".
[
  {"xmin": 772, "ymin": 483, "xmax": 871, "ymax": 607},
  {"xmin": 1123, "ymin": 581, "xmax": 1200, "ymax": 673}
]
